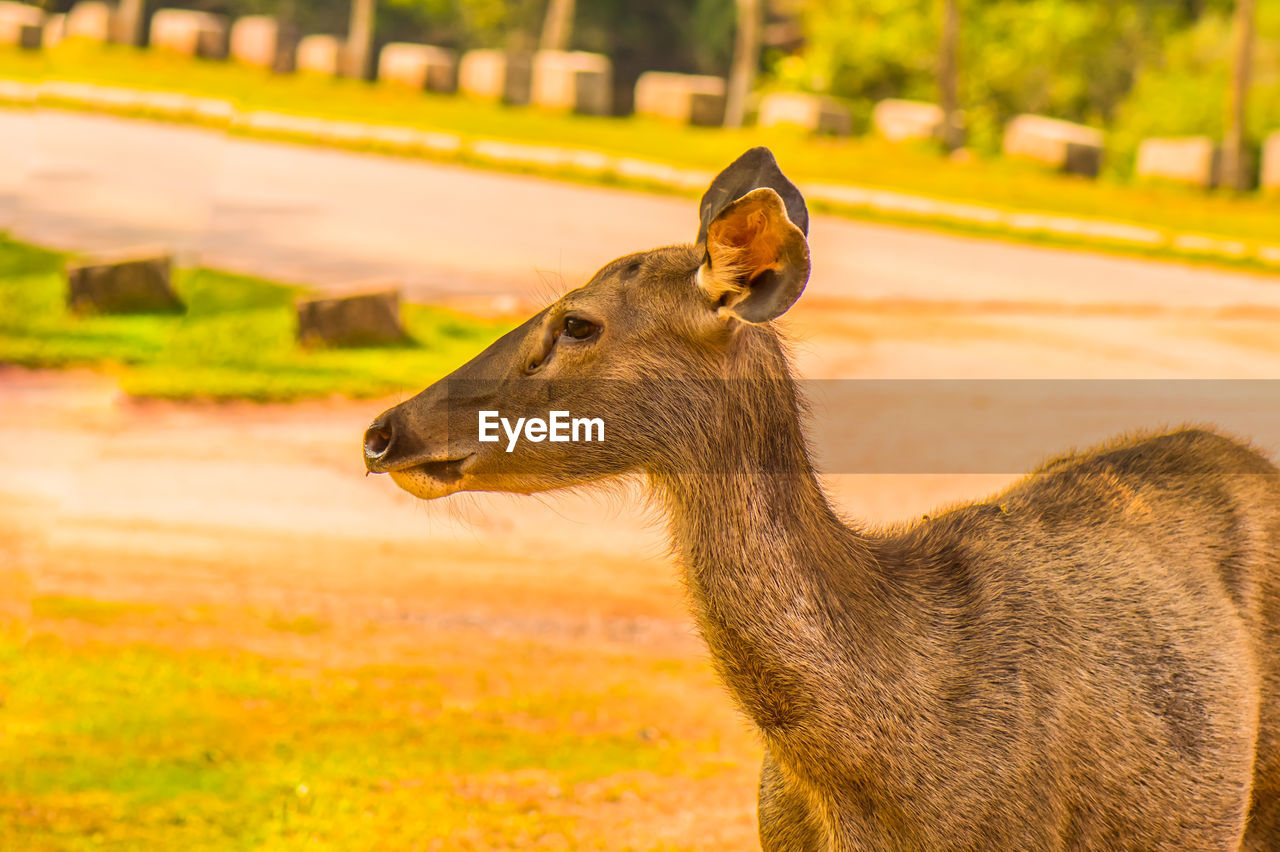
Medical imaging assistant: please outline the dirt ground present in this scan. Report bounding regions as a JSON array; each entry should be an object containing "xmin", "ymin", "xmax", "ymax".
[{"xmin": 3, "ymin": 293, "xmax": 1280, "ymax": 848}]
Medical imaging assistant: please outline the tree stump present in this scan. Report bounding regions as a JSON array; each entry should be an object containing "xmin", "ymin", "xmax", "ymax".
[
  {"xmin": 67, "ymin": 252, "xmax": 184, "ymax": 315},
  {"xmin": 296, "ymin": 289, "xmax": 409, "ymax": 348}
]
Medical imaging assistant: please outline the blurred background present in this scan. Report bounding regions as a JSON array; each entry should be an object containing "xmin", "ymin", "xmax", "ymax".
[{"xmin": 1, "ymin": 0, "xmax": 1279, "ymax": 848}]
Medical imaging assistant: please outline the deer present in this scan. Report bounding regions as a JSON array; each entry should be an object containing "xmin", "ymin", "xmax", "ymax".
[{"xmin": 363, "ymin": 147, "xmax": 1280, "ymax": 850}]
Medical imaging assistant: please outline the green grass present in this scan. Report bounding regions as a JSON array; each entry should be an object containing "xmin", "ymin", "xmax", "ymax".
[
  {"xmin": 0, "ymin": 614, "xmax": 729, "ymax": 850},
  {"xmin": 2, "ymin": 42, "xmax": 1278, "ymax": 246},
  {"xmin": 0, "ymin": 236, "xmax": 511, "ymax": 401}
]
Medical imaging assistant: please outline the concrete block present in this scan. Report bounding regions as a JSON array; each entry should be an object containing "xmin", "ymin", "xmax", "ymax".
[
  {"xmin": 458, "ymin": 49, "xmax": 533, "ymax": 105},
  {"xmin": 1002, "ymin": 114, "xmax": 1103, "ymax": 177},
  {"xmin": 65, "ymin": 0, "xmax": 112, "ymax": 42},
  {"xmin": 229, "ymin": 15, "xmax": 296, "ymax": 72},
  {"xmin": 137, "ymin": 90, "xmax": 193, "ymax": 117},
  {"xmin": 1171, "ymin": 233, "xmax": 1247, "ymax": 258},
  {"xmin": 297, "ymin": 289, "xmax": 408, "ymax": 348},
  {"xmin": 377, "ymin": 42, "xmax": 457, "ymax": 93},
  {"xmin": 615, "ymin": 157, "xmax": 678, "ymax": 185},
  {"xmin": 1135, "ymin": 136, "xmax": 1218, "ymax": 188},
  {"xmin": 236, "ymin": 110, "xmax": 324, "ymax": 137},
  {"xmin": 458, "ymin": 49, "xmax": 504, "ymax": 99},
  {"xmin": 150, "ymin": 9, "xmax": 227, "ymax": 59},
  {"xmin": 189, "ymin": 96, "xmax": 234, "ymax": 124},
  {"xmin": 16, "ymin": 21, "xmax": 38, "ymax": 47},
  {"xmin": 38, "ymin": 80, "xmax": 93, "ymax": 104},
  {"xmin": 872, "ymin": 98, "xmax": 946, "ymax": 143},
  {"xmin": 0, "ymin": 2, "xmax": 40, "ymax": 46},
  {"xmin": 310, "ymin": 118, "xmax": 372, "ymax": 146},
  {"xmin": 634, "ymin": 72, "xmax": 726, "ymax": 126},
  {"xmin": 531, "ymin": 50, "xmax": 611, "ymax": 115},
  {"xmin": 67, "ymin": 252, "xmax": 183, "ymax": 315},
  {"xmin": 419, "ymin": 130, "xmax": 463, "ymax": 154},
  {"xmin": 1261, "ymin": 130, "xmax": 1280, "ymax": 194},
  {"xmin": 0, "ymin": 79, "xmax": 36, "ymax": 105},
  {"xmin": 365, "ymin": 124, "xmax": 420, "ymax": 151},
  {"xmin": 757, "ymin": 92, "xmax": 852, "ymax": 136},
  {"xmin": 95, "ymin": 86, "xmax": 143, "ymax": 110},
  {"xmin": 296, "ymin": 34, "xmax": 342, "ymax": 76}
]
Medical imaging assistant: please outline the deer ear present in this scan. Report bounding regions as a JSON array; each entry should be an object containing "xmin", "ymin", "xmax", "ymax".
[
  {"xmin": 697, "ymin": 187, "xmax": 811, "ymax": 323},
  {"xmin": 696, "ymin": 147, "xmax": 809, "ymax": 244}
]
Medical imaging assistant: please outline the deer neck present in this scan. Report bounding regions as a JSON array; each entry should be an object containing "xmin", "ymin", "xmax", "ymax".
[{"xmin": 649, "ymin": 346, "xmax": 889, "ymax": 735}]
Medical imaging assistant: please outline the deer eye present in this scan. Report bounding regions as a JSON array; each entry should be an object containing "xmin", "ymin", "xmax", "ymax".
[{"xmin": 563, "ymin": 317, "xmax": 598, "ymax": 340}]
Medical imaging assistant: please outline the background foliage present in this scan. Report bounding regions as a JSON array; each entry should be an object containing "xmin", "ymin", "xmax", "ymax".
[
  {"xmin": 27, "ymin": 0, "xmax": 1280, "ymax": 172},
  {"xmin": 1107, "ymin": 2, "xmax": 1280, "ymax": 176},
  {"xmin": 770, "ymin": 0, "xmax": 1280, "ymax": 161}
]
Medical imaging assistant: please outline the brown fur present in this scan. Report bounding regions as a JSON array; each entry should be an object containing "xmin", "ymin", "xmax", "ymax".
[{"xmin": 365, "ymin": 184, "xmax": 1280, "ymax": 851}]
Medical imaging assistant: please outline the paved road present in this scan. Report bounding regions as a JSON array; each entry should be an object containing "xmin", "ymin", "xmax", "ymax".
[{"xmin": 4, "ymin": 108, "xmax": 1280, "ymax": 311}]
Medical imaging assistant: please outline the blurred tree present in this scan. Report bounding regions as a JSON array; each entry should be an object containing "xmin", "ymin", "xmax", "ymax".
[
  {"xmin": 1107, "ymin": 3, "xmax": 1279, "ymax": 179},
  {"xmin": 1221, "ymin": 0, "xmax": 1257, "ymax": 189},
  {"xmin": 540, "ymin": 0, "xmax": 574, "ymax": 50},
  {"xmin": 938, "ymin": 0, "xmax": 961, "ymax": 149},
  {"xmin": 345, "ymin": 0, "xmax": 375, "ymax": 78},
  {"xmin": 771, "ymin": 0, "xmax": 1183, "ymax": 151},
  {"xmin": 373, "ymin": 0, "xmax": 541, "ymax": 50},
  {"xmin": 572, "ymin": 0, "xmax": 736, "ymax": 114},
  {"xmin": 113, "ymin": 0, "xmax": 145, "ymax": 44},
  {"xmin": 725, "ymin": 0, "xmax": 763, "ymax": 128}
]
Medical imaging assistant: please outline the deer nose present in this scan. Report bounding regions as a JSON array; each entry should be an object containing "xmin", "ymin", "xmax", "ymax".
[{"xmin": 363, "ymin": 412, "xmax": 397, "ymax": 472}]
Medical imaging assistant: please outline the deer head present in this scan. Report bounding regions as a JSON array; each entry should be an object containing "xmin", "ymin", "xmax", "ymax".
[{"xmin": 363, "ymin": 147, "xmax": 811, "ymax": 499}]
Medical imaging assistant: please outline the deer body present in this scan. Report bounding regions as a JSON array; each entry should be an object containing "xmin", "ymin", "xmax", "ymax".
[
  {"xmin": 657, "ymin": 325, "xmax": 1278, "ymax": 850},
  {"xmin": 364, "ymin": 149, "xmax": 1280, "ymax": 850}
]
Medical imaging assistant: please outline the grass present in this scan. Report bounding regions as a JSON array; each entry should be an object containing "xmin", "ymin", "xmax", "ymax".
[
  {"xmin": 1, "ymin": 43, "xmax": 1278, "ymax": 247},
  {"xmin": 0, "ymin": 598, "xmax": 748, "ymax": 850},
  {"xmin": 31, "ymin": 595, "xmax": 158, "ymax": 626},
  {"xmin": 0, "ymin": 236, "xmax": 512, "ymax": 401}
]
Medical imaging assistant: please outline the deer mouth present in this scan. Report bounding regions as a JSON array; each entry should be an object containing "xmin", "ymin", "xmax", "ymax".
[{"xmin": 388, "ymin": 454, "xmax": 475, "ymax": 500}]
